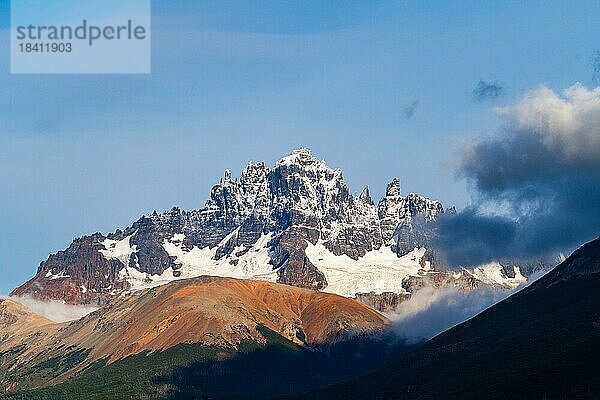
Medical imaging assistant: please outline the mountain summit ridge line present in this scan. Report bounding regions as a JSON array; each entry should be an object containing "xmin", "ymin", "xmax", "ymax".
[{"xmin": 12, "ymin": 148, "xmax": 531, "ymax": 308}]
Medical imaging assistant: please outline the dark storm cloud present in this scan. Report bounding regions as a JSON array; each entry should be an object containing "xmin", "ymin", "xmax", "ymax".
[
  {"xmin": 472, "ymin": 80, "xmax": 503, "ymax": 102},
  {"xmin": 434, "ymin": 84, "xmax": 600, "ymax": 267},
  {"xmin": 432, "ymin": 208, "xmax": 516, "ymax": 267},
  {"xmin": 403, "ymin": 100, "xmax": 419, "ymax": 119}
]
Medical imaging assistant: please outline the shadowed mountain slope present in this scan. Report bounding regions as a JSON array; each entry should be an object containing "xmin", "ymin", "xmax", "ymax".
[{"xmin": 295, "ymin": 236, "xmax": 600, "ymax": 400}]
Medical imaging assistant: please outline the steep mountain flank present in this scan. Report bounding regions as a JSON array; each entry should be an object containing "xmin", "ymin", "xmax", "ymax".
[{"xmin": 298, "ymin": 236, "xmax": 600, "ymax": 400}]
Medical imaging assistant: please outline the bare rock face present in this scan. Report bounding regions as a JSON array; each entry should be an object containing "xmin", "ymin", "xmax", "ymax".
[
  {"xmin": 12, "ymin": 235, "xmax": 128, "ymax": 304},
  {"xmin": 272, "ymin": 227, "xmax": 327, "ymax": 290},
  {"xmin": 378, "ymin": 180, "xmax": 442, "ymax": 244},
  {"xmin": 12, "ymin": 148, "xmax": 531, "ymax": 309},
  {"xmin": 354, "ymin": 292, "xmax": 410, "ymax": 312}
]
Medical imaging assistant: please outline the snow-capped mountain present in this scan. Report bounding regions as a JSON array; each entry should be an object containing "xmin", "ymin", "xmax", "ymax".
[{"xmin": 12, "ymin": 148, "xmax": 528, "ymax": 308}]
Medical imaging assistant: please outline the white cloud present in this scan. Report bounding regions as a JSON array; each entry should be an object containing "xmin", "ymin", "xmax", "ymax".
[
  {"xmin": 495, "ymin": 84, "xmax": 600, "ymax": 164},
  {"xmin": 1, "ymin": 295, "xmax": 98, "ymax": 323},
  {"xmin": 387, "ymin": 286, "xmax": 512, "ymax": 343},
  {"xmin": 441, "ymin": 83, "xmax": 600, "ymax": 267}
]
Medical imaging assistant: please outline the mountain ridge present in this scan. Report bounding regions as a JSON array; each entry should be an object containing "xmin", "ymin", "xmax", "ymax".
[{"xmin": 12, "ymin": 148, "xmax": 531, "ymax": 308}]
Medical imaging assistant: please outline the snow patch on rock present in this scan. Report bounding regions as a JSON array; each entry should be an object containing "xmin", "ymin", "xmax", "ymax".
[
  {"xmin": 120, "ymin": 232, "xmax": 278, "ymax": 292},
  {"xmin": 99, "ymin": 233, "xmax": 137, "ymax": 267},
  {"xmin": 305, "ymin": 240, "xmax": 429, "ymax": 297},
  {"xmin": 470, "ymin": 263, "xmax": 527, "ymax": 289},
  {"xmin": 45, "ymin": 270, "xmax": 71, "ymax": 280}
]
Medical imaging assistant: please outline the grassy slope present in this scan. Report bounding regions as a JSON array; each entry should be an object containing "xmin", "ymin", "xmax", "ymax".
[{"xmin": 0, "ymin": 326, "xmax": 408, "ymax": 400}]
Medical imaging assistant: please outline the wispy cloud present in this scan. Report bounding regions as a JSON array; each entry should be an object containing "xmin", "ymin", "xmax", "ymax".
[
  {"xmin": 3, "ymin": 295, "xmax": 98, "ymax": 322},
  {"xmin": 387, "ymin": 286, "xmax": 512, "ymax": 343},
  {"xmin": 403, "ymin": 99, "xmax": 420, "ymax": 119},
  {"xmin": 386, "ymin": 264, "xmax": 552, "ymax": 343},
  {"xmin": 472, "ymin": 79, "xmax": 503, "ymax": 102},
  {"xmin": 592, "ymin": 51, "xmax": 600, "ymax": 85}
]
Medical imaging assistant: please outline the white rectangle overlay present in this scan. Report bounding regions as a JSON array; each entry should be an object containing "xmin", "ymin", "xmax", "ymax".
[{"xmin": 11, "ymin": 0, "xmax": 151, "ymax": 74}]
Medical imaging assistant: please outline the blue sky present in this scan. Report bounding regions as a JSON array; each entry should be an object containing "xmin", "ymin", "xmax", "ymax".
[{"xmin": 1, "ymin": 0, "xmax": 600, "ymax": 293}]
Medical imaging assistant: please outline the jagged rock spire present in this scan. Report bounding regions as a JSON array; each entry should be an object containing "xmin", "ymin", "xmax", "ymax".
[
  {"xmin": 359, "ymin": 186, "xmax": 374, "ymax": 205},
  {"xmin": 386, "ymin": 178, "xmax": 401, "ymax": 197}
]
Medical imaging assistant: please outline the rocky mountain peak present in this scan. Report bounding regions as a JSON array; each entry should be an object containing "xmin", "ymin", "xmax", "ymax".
[
  {"xmin": 273, "ymin": 149, "xmax": 344, "ymax": 185},
  {"xmin": 403, "ymin": 193, "xmax": 444, "ymax": 220},
  {"xmin": 14, "ymin": 147, "xmax": 534, "ymax": 311},
  {"xmin": 277, "ymin": 147, "xmax": 317, "ymax": 166},
  {"xmin": 241, "ymin": 160, "xmax": 269, "ymax": 176},
  {"xmin": 385, "ymin": 177, "xmax": 401, "ymax": 197},
  {"xmin": 358, "ymin": 187, "xmax": 374, "ymax": 205},
  {"xmin": 269, "ymin": 148, "xmax": 351, "ymax": 227}
]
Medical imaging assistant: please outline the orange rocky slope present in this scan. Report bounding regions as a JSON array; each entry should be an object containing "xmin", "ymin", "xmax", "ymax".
[
  {"xmin": 59, "ymin": 276, "xmax": 389, "ymax": 362},
  {"xmin": 1, "ymin": 276, "xmax": 389, "ymax": 384}
]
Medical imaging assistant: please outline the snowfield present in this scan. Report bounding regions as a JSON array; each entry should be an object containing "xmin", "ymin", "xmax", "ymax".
[
  {"xmin": 103, "ymin": 233, "xmax": 527, "ymax": 298},
  {"xmin": 117, "ymin": 232, "xmax": 279, "ymax": 292},
  {"xmin": 305, "ymin": 241, "xmax": 429, "ymax": 297}
]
